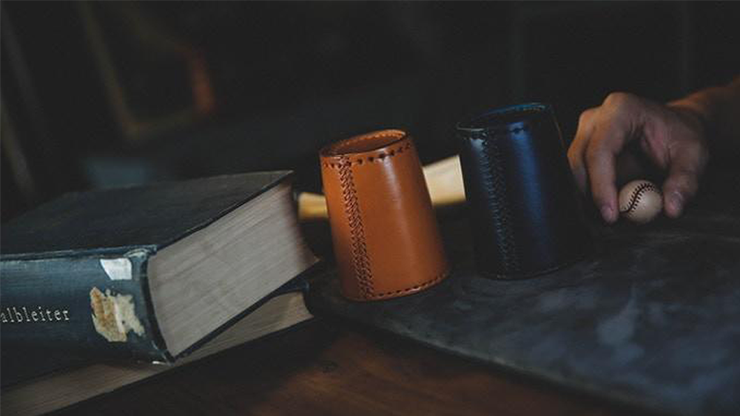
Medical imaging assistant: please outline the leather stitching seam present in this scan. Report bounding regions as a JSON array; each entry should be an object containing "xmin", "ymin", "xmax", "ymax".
[
  {"xmin": 471, "ymin": 130, "xmax": 520, "ymax": 272},
  {"xmin": 337, "ymin": 156, "xmax": 374, "ymax": 297},
  {"xmin": 323, "ymin": 142, "xmax": 413, "ymax": 168},
  {"xmin": 327, "ymin": 131, "xmax": 405, "ymax": 154}
]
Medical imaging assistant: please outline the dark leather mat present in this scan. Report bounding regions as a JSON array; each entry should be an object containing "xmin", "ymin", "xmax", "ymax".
[{"xmin": 307, "ymin": 180, "xmax": 740, "ymax": 416}]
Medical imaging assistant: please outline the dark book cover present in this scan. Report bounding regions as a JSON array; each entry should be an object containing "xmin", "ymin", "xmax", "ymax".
[
  {"xmin": 307, "ymin": 172, "xmax": 740, "ymax": 416},
  {"xmin": 1, "ymin": 171, "xmax": 294, "ymax": 363},
  {"xmin": 0, "ymin": 277, "xmax": 310, "ymax": 389}
]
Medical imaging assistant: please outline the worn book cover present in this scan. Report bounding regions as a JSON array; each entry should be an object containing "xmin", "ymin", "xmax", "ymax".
[
  {"xmin": 1, "ymin": 278, "xmax": 314, "ymax": 416},
  {"xmin": 1, "ymin": 171, "xmax": 318, "ymax": 363}
]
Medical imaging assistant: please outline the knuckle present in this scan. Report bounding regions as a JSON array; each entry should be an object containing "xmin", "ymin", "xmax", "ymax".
[
  {"xmin": 578, "ymin": 108, "xmax": 595, "ymax": 125},
  {"xmin": 604, "ymin": 91, "xmax": 637, "ymax": 110},
  {"xmin": 567, "ymin": 144, "xmax": 579, "ymax": 161},
  {"xmin": 568, "ymin": 153, "xmax": 582, "ymax": 171}
]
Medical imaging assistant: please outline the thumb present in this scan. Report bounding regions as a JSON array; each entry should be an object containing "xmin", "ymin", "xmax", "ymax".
[{"xmin": 662, "ymin": 154, "xmax": 702, "ymax": 218}]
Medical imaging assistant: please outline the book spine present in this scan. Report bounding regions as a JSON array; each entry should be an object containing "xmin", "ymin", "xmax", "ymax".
[{"xmin": 0, "ymin": 249, "xmax": 171, "ymax": 362}]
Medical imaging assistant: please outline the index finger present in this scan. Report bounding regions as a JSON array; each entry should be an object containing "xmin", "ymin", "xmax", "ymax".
[{"xmin": 585, "ymin": 121, "xmax": 631, "ymax": 223}]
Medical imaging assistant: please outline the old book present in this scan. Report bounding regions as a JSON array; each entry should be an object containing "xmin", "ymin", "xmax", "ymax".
[
  {"xmin": 1, "ymin": 281, "xmax": 313, "ymax": 416},
  {"xmin": 1, "ymin": 171, "xmax": 318, "ymax": 363}
]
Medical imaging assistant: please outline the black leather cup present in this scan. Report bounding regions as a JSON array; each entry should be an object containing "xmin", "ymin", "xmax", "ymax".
[{"xmin": 457, "ymin": 103, "xmax": 590, "ymax": 278}]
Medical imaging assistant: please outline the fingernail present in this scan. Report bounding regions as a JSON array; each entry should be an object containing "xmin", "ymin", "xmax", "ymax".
[
  {"xmin": 600, "ymin": 205, "xmax": 616, "ymax": 223},
  {"xmin": 666, "ymin": 192, "xmax": 684, "ymax": 217}
]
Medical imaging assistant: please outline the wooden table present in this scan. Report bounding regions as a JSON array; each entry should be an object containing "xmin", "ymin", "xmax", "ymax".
[{"xmin": 62, "ymin": 319, "xmax": 654, "ymax": 416}]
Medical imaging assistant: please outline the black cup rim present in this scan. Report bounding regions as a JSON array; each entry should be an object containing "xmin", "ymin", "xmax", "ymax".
[{"xmin": 457, "ymin": 102, "xmax": 552, "ymax": 133}]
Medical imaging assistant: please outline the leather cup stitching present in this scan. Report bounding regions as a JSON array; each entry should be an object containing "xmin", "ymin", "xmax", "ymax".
[
  {"xmin": 322, "ymin": 142, "xmax": 412, "ymax": 168},
  {"xmin": 474, "ymin": 131, "xmax": 520, "ymax": 273},
  {"xmin": 328, "ymin": 130, "xmax": 405, "ymax": 154},
  {"xmin": 337, "ymin": 156, "xmax": 374, "ymax": 297},
  {"xmin": 620, "ymin": 182, "xmax": 661, "ymax": 214}
]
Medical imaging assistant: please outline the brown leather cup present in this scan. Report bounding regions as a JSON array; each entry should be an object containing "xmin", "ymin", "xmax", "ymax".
[{"xmin": 320, "ymin": 129, "xmax": 449, "ymax": 301}]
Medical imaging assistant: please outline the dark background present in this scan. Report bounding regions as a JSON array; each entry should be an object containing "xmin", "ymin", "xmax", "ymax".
[{"xmin": 2, "ymin": 1, "xmax": 739, "ymax": 223}]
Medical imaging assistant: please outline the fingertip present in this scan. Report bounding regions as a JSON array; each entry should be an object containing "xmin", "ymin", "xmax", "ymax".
[
  {"xmin": 584, "ymin": 145, "xmax": 619, "ymax": 223},
  {"xmin": 664, "ymin": 191, "xmax": 684, "ymax": 218},
  {"xmin": 600, "ymin": 205, "xmax": 617, "ymax": 223},
  {"xmin": 591, "ymin": 183, "xmax": 618, "ymax": 223}
]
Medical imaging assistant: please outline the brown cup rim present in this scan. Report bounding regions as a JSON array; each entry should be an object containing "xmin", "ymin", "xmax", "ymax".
[{"xmin": 321, "ymin": 129, "xmax": 408, "ymax": 157}]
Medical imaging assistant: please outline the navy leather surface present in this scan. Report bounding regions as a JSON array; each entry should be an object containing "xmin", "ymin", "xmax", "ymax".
[
  {"xmin": 308, "ymin": 172, "xmax": 740, "ymax": 416},
  {"xmin": 457, "ymin": 104, "xmax": 590, "ymax": 277}
]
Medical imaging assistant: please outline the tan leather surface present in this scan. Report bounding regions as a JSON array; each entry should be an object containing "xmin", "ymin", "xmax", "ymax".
[{"xmin": 320, "ymin": 130, "xmax": 449, "ymax": 301}]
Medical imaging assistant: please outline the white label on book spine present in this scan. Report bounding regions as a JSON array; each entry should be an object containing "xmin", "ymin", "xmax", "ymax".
[{"xmin": 100, "ymin": 258, "xmax": 132, "ymax": 281}]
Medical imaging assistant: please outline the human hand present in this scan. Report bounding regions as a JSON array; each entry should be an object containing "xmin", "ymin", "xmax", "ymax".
[{"xmin": 568, "ymin": 92, "xmax": 709, "ymax": 223}]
